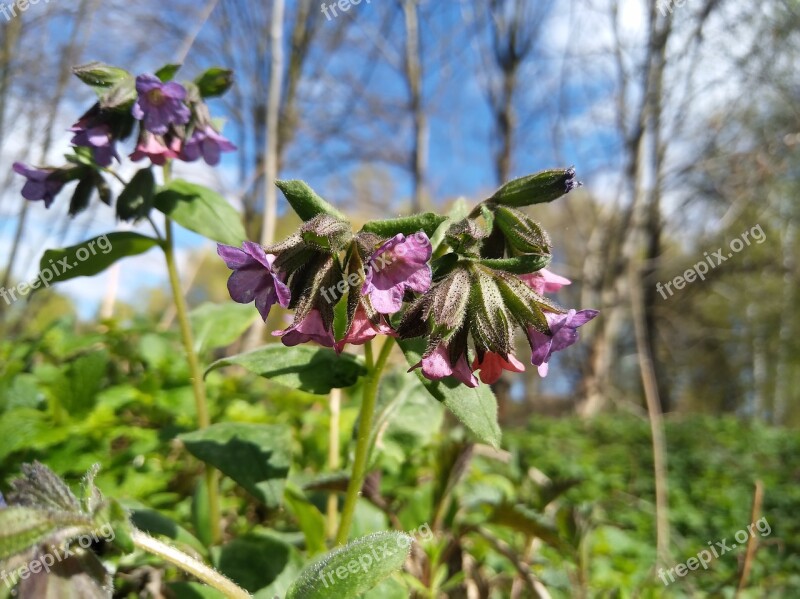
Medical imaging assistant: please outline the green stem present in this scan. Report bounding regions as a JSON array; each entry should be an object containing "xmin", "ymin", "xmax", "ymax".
[
  {"xmin": 364, "ymin": 340, "xmax": 374, "ymax": 370},
  {"xmin": 161, "ymin": 163, "xmax": 221, "ymax": 545},
  {"xmin": 131, "ymin": 529, "xmax": 251, "ymax": 599},
  {"xmin": 335, "ymin": 337, "xmax": 395, "ymax": 545}
]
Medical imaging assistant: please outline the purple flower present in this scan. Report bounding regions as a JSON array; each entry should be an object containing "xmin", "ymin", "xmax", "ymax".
[
  {"xmin": 363, "ymin": 232, "xmax": 432, "ymax": 314},
  {"xmin": 181, "ymin": 125, "xmax": 237, "ymax": 166},
  {"xmin": 12, "ymin": 163, "xmax": 65, "ymax": 208},
  {"xmin": 274, "ymin": 309, "xmax": 335, "ymax": 348},
  {"xmin": 130, "ymin": 132, "xmax": 181, "ymax": 166},
  {"xmin": 335, "ymin": 301, "xmax": 395, "ymax": 353},
  {"xmin": 527, "ymin": 309, "xmax": 599, "ymax": 377},
  {"xmin": 217, "ymin": 241, "xmax": 290, "ymax": 321},
  {"xmin": 132, "ymin": 74, "xmax": 191, "ymax": 135},
  {"xmin": 70, "ymin": 123, "xmax": 119, "ymax": 167},
  {"xmin": 472, "ymin": 351, "xmax": 525, "ymax": 385},
  {"xmin": 411, "ymin": 341, "xmax": 478, "ymax": 388},
  {"xmin": 520, "ymin": 268, "xmax": 571, "ymax": 295}
]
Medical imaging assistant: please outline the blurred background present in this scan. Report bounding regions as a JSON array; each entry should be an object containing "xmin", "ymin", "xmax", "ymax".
[
  {"xmin": 0, "ymin": 0, "xmax": 799, "ymax": 596},
  {"xmin": 2, "ymin": 0, "xmax": 798, "ymax": 422}
]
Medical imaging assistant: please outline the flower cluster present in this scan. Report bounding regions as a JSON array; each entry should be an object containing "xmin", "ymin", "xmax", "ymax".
[
  {"xmin": 218, "ymin": 170, "xmax": 598, "ymax": 387},
  {"xmin": 11, "ymin": 63, "xmax": 235, "ymax": 216},
  {"xmin": 218, "ymin": 217, "xmax": 433, "ymax": 353}
]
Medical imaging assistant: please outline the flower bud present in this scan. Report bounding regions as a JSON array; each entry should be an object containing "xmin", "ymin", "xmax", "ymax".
[
  {"xmin": 468, "ymin": 268, "xmax": 515, "ymax": 357},
  {"xmin": 445, "ymin": 218, "xmax": 487, "ymax": 255},
  {"xmin": 489, "ymin": 167, "xmax": 580, "ymax": 208},
  {"xmin": 301, "ymin": 214, "xmax": 353, "ymax": 252},
  {"xmin": 493, "ymin": 206, "xmax": 551, "ymax": 254}
]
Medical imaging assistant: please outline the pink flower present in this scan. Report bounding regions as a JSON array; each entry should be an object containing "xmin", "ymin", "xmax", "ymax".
[
  {"xmin": 527, "ymin": 309, "xmax": 599, "ymax": 377},
  {"xmin": 520, "ymin": 268, "xmax": 571, "ymax": 295},
  {"xmin": 335, "ymin": 302, "xmax": 395, "ymax": 353},
  {"xmin": 217, "ymin": 242, "xmax": 290, "ymax": 321},
  {"xmin": 363, "ymin": 232, "xmax": 432, "ymax": 314},
  {"xmin": 411, "ymin": 341, "xmax": 478, "ymax": 388},
  {"xmin": 472, "ymin": 351, "xmax": 525, "ymax": 385},
  {"xmin": 181, "ymin": 125, "xmax": 237, "ymax": 166},
  {"xmin": 274, "ymin": 309, "xmax": 335, "ymax": 348},
  {"xmin": 130, "ymin": 132, "xmax": 181, "ymax": 166}
]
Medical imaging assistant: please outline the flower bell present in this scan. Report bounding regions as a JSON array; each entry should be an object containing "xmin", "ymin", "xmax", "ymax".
[
  {"xmin": 217, "ymin": 242, "xmax": 291, "ymax": 321},
  {"xmin": 131, "ymin": 74, "xmax": 191, "ymax": 134},
  {"xmin": 362, "ymin": 232, "xmax": 432, "ymax": 314}
]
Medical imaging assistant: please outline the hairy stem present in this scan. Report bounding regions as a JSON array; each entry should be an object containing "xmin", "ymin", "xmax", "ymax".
[
  {"xmin": 335, "ymin": 337, "xmax": 395, "ymax": 545},
  {"xmin": 132, "ymin": 529, "xmax": 250, "ymax": 598},
  {"xmin": 161, "ymin": 164, "xmax": 221, "ymax": 545}
]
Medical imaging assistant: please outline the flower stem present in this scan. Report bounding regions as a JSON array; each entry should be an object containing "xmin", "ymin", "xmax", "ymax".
[
  {"xmin": 131, "ymin": 529, "xmax": 251, "ymax": 599},
  {"xmin": 161, "ymin": 163, "xmax": 221, "ymax": 545},
  {"xmin": 335, "ymin": 337, "xmax": 395, "ymax": 545}
]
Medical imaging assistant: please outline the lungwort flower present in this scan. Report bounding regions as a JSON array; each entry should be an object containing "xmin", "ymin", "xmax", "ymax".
[
  {"xmin": 70, "ymin": 123, "xmax": 119, "ymax": 167},
  {"xmin": 411, "ymin": 338, "xmax": 479, "ymax": 388},
  {"xmin": 12, "ymin": 163, "xmax": 66, "ymax": 208},
  {"xmin": 181, "ymin": 125, "xmax": 237, "ymax": 166},
  {"xmin": 363, "ymin": 232, "xmax": 432, "ymax": 314},
  {"xmin": 520, "ymin": 268, "xmax": 571, "ymax": 294},
  {"xmin": 274, "ymin": 309, "xmax": 335, "ymax": 348},
  {"xmin": 527, "ymin": 309, "xmax": 599, "ymax": 377},
  {"xmin": 472, "ymin": 351, "xmax": 525, "ymax": 385},
  {"xmin": 335, "ymin": 299, "xmax": 395, "ymax": 353},
  {"xmin": 217, "ymin": 241, "xmax": 291, "ymax": 321},
  {"xmin": 130, "ymin": 132, "xmax": 181, "ymax": 166},
  {"xmin": 132, "ymin": 74, "xmax": 191, "ymax": 135}
]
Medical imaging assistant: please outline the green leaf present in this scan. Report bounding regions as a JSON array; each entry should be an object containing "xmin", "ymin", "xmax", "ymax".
[
  {"xmin": 399, "ymin": 339, "xmax": 501, "ymax": 448},
  {"xmin": 489, "ymin": 167, "xmax": 579, "ymax": 207},
  {"xmin": 154, "ymin": 179, "xmax": 247, "ymax": 246},
  {"xmin": 73, "ymin": 62, "xmax": 131, "ymax": 91},
  {"xmin": 284, "ymin": 485, "xmax": 327, "ymax": 556},
  {"xmin": 34, "ymin": 233, "xmax": 160, "ymax": 289},
  {"xmin": 69, "ymin": 176, "xmax": 95, "ymax": 217},
  {"xmin": 116, "ymin": 168, "xmax": 156, "ymax": 222},
  {"xmin": 205, "ymin": 345, "xmax": 366, "ymax": 395},
  {"xmin": 489, "ymin": 503, "xmax": 569, "ymax": 554},
  {"xmin": 192, "ymin": 479, "xmax": 213, "ymax": 548},
  {"xmin": 179, "ymin": 423, "xmax": 292, "ymax": 507},
  {"xmin": 100, "ymin": 76, "xmax": 137, "ymax": 110},
  {"xmin": 276, "ymin": 180, "xmax": 346, "ymax": 222},
  {"xmin": 155, "ymin": 64, "xmax": 182, "ymax": 82},
  {"xmin": 215, "ymin": 534, "xmax": 295, "ymax": 593},
  {"xmin": 360, "ymin": 213, "xmax": 447, "ymax": 239},
  {"xmin": 189, "ymin": 302, "xmax": 259, "ymax": 355},
  {"xmin": 285, "ymin": 531, "xmax": 413, "ymax": 599},
  {"xmin": 477, "ymin": 253, "xmax": 551, "ymax": 274},
  {"xmin": 195, "ymin": 67, "xmax": 234, "ymax": 98}
]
